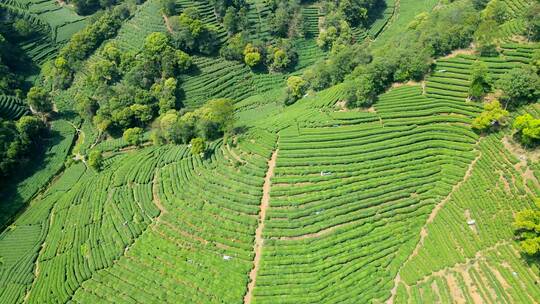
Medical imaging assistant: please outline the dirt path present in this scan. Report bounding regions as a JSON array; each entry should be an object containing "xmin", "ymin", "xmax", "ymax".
[
  {"xmin": 163, "ymin": 14, "xmax": 173, "ymax": 33},
  {"xmin": 439, "ymin": 47, "xmax": 476, "ymax": 60},
  {"xmin": 386, "ymin": 149, "xmax": 482, "ymax": 303},
  {"xmin": 152, "ymin": 170, "xmax": 166, "ymax": 217},
  {"xmin": 243, "ymin": 149, "xmax": 278, "ymax": 304},
  {"xmin": 227, "ymin": 144, "xmax": 245, "ymax": 164}
]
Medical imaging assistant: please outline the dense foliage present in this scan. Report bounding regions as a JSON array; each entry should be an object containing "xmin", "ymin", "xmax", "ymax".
[
  {"xmin": 0, "ymin": 17, "xmax": 41, "ymax": 96},
  {"xmin": 297, "ymin": 0, "xmax": 480, "ymax": 107},
  {"xmin": 68, "ymin": 0, "xmax": 137, "ymax": 15},
  {"xmin": 513, "ymin": 114, "xmax": 540, "ymax": 146},
  {"xmin": 471, "ymin": 100, "xmax": 508, "ymax": 132},
  {"xmin": 496, "ymin": 66, "xmax": 540, "ymax": 105},
  {"xmin": 153, "ymin": 98, "xmax": 235, "ymax": 145},
  {"xmin": 468, "ymin": 61, "xmax": 492, "ymax": 100},
  {"xmin": 0, "ymin": 116, "xmax": 46, "ymax": 181},
  {"xmin": 514, "ymin": 199, "xmax": 540, "ymax": 256},
  {"xmin": 44, "ymin": 6, "xmax": 131, "ymax": 90},
  {"xmin": 168, "ymin": 8, "xmax": 220, "ymax": 55},
  {"xmin": 74, "ymin": 32, "xmax": 192, "ymax": 134},
  {"xmin": 317, "ymin": 0, "xmax": 381, "ymax": 49}
]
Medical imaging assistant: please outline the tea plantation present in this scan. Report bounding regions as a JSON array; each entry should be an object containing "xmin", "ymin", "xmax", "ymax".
[{"xmin": 2, "ymin": 0, "xmax": 540, "ymax": 302}]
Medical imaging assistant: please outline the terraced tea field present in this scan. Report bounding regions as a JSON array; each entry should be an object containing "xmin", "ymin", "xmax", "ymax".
[{"xmin": 3, "ymin": 0, "xmax": 540, "ymax": 302}]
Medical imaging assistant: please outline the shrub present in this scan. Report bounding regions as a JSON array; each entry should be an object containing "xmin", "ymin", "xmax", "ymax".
[
  {"xmin": 471, "ymin": 100, "xmax": 508, "ymax": 132},
  {"xmin": 514, "ymin": 199, "xmax": 540, "ymax": 256},
  {"xmin": 190, "ymin": 137, "xmax": 206, "ymax": 156},
  {"xmin": 123, "ymin": 127, "xmax": 144, "ymax": 146},
  {"xmin": 513, "ymin": 114, "xmax": 540, "ymax": 146},
  {"xmin": 496, "ymin": 66, "xmax": 540, "ymax": 105},
  {"xmin": 88, "ymin": 149, "xmax": 103, "ymax": 171}
]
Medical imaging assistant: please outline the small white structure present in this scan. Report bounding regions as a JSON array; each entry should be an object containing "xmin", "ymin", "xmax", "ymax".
[
  {"xmin": 320, "ymin": 171, "xmax": 332, "ymax": 176},
  {"xmin": 438, "ymin": 69, "xmax": 447, "ymax": 73},
  {"xmin": 467, "ymin": 219, "xmax": 476, "ymax": 225},
  {"xmin": 223, "ymin": 255, "xmax": 232, "ymax": 261}
]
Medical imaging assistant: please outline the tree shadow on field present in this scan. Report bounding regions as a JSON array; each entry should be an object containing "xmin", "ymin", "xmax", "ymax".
[
  {"xmin": 232, "ymin": 125, "xmax": 250, "ymax": 136},
  {"xmin": 365, "ymin": 1, "xmax": 388, "ymax": 29},
  {"xmin": 0, "ymin": 128, "xmax": 64, "ymax": 231},
  {"xmin": 521, "ymin": 254, "xmax": 540, "ymax": 286}
]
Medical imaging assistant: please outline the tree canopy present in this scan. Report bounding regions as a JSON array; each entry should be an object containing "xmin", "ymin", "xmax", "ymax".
[{"xmin": 514, "ymin": 199, "xmax": 540, "ymax": 256}]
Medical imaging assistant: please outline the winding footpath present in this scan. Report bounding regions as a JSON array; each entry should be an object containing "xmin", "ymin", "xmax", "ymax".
[
  {"xmin": 387, "ymin": 148, "xmax": 482, "ymax": 303},
  {"xmin": 244, "ymin": 149, "xmax": 278, "ymax": 304}
]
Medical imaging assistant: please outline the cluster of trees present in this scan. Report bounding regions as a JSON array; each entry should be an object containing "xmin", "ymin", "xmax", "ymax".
[
  {"xmin": 153, "ymin": 98, "xmax": 234, "ymax": 156},
  {"xmin": 289, "ymin": 0, "xmax": 480, "ymax": 106},
  {"xmin": 471, "ymin": 100, "xmax": 508, "ymax": 132},
  {"xmin": 0, "ymin": 34, "xmax": 25, "ymax": 97},
  {"xmin": 74, "ymin": 32, "xmax": 192, "ymax": 137},
  {"xmin": 406, "ymin": 1, "xmax": 478, "ymax": 57},
  {"xmin": 473, "ymin": 0, "xmax": 540, "ymax": 55},
  {"xmin": 513, "ymin": 199, "xmax": 540, "ymax": 256},
  {"xmin": 210, "ymin": 0, "xmax": 249, "ymax": 36},
  {"xmin": 471, "ymin": 0, "xmax": 507, "ymax": 56},
  {"xmin": 317, "ymin": 0, "xmax": 380, "ymax": 50},
  {"xmin": 0, "ymin": 13, "xmax": 43, "ymax": 96},
  {"xmin": 222, "ymin": 35, "xmax": 298, "ymax": 71},
  {"xmin": 468, "ymin": 62, "xmax": 540, "ymax": 136},
  {"xmin": 497, "ymin": 66, "xmax": 540, "ymax": 105},
  {"xmin": 525, "ymin": 2, "xmax": 540, "ymax": 41},
  {"xmin": 267, "ymin": 0, "xmax": 304, "ymax": 38},
  {"xmin": 43, "ymin": 6, "xmax": 131, "ymax": 90},
  {"xmin": 301, "ymin": 44, "xmax": 372, "ymax": 98},
  {"xmin": 168, "ymin": 8, "xmax": 220, "ymax": 55},
  {"xmin": 68, "ymin": 0, "xmax": 140, "ymax": 15},
  {"xmin": 0, "ymin": 116, "xmax": 47, "ymax": 182},
  {"xmin": 513, "ymin": 114, "xmax": 540, "ymax": 146}
]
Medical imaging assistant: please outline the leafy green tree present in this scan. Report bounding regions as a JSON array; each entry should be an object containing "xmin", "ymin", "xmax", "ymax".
[
  {"xmin": 474, "ymin": 20, "xmax": 499, "ymax": 56},
  {"xmin": 160, "ymin": 0, "xmax": 176, "ymax": 16},
  {"xmin": 497, "ymin": 66, "xmax": 540, "ymax": 104},
  {"xmin": 220, "ymin": 33, "xmax": 247, "ymax": 60},
  {"xmin": 130, "ymin": 104, "xmax": 154, "ymax": 126},
  {"xmin": 190, "ymin": 137, "xmax": 206, "ymax": 156},
  {"xmin": 123, "ymin": 127, "xmax": 144, "ymax": 146},
  {"xmin": 354, "ymin": 76, "xmax": 377, "ymax": 107},
  {"xmin": 88, "ymin": 59, "xmax": 119, "ymax": 85},
  {"xmin": 471, "ymin": 100, "xmax": 508, "ymax": 132},
  {"xmin": 514, "ymin": 199, "xmax": 540, "ymax": 256},
  {"xmin": 287, "ymin": 76, "xmax": 307, "ymax": 99},
  {"xmin": 171, "ymin": 8, "xmax": 220, "ymax": 54},
  {"xmin": 472, "ymin": 0, "xmax": 489, "ymax": 10},
  {"xmin": 244, "ymin": 44, "xmax": 262, "ymax": 67},
  {"xmin": 176, "ymin": 50, "xmax": 193, "ymax": 72},
  {"xmin": 16, "ymin": 116, "xmax": 46, "ymax": 143},
  {"xmin": 88, "ymin": 149, "xmax": 103, "ymax": 171},
  {"xmin": 27, "ymin": 86, "xmax": 53, "ymax": 115},
  {"xmin": 469, "ymin": 61, "xmax": 491, "ymax": 100},
  {"xmin": 159, "ymin": 112, "xmax": 181, "ymax": 143},
  {"xmin": 223, "ymin": 7, "xmax": 238, "ymax": 34},
  {"xmin": 513, "ymin": 114, "xmax": 540, "ymax": 146},
  {"xmin": 525, "ymin": 3, "xmax": 540, "ymax": 41},
  {"xmin": 13, "ymin": 19, "xmax": 33, "ymax": 38},
  {"xmin": 482, "ymin": 0, "xmax": 508, "ymax": 24},
  {"xmin": 144, "ymin": 32, "xmax": 169, "ymax": 55},
  {"xmin": 177, "ymin": 119, "xmax": 196, "ymax": 144}
]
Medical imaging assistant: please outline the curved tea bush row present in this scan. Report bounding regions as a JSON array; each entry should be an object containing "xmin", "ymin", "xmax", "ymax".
[
  {"xmin": 250, "ymin": 85, "xmax": 479, "ymax": 303},
  {"xmin": 0, "ymin": 95, "xmax": 29, "ymax": 120},
  {"xmin": 0, "ymin": 163, "xmax": 87, "ymax": 304},
  {"xmin": 394, "ymin": 124, "xmax": 540, "ymax": 302},
  {"xmin": 70, "ymin": 134, "xmax": 275, "ymax": 303}
]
